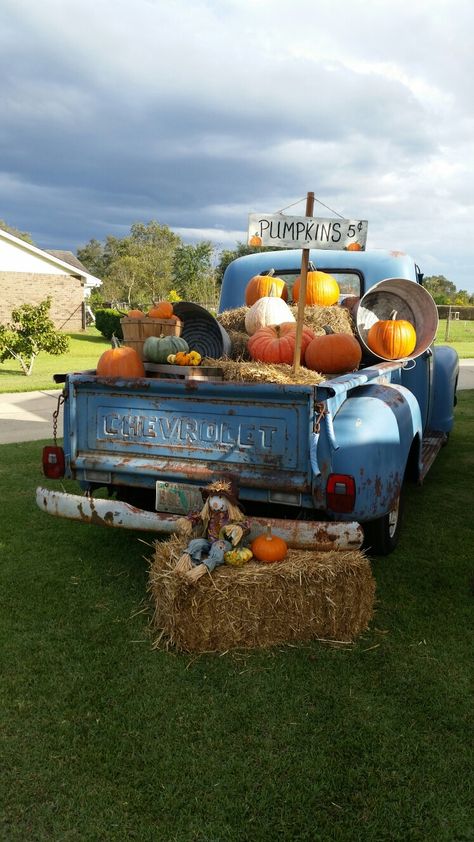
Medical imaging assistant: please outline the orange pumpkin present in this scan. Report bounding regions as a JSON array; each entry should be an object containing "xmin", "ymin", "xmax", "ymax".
[
  {"xmin": 247, "ymin": 322, "xmax": 315, "ymax": 365},
  {"xmin": 346, "ymin": 242, "xmax": 362, "ymax": 251},
  {"xmin": 148, "ymin": 301, "xmax": 174, "ymax": 319},
  {"xmin": 367, "ymin": 310, "xmax": 417, "ymax": 360},
  {"xmin": 249, "ymin": 234, "xmax": 262, "ymax": 246},
  {"xmin": 251, "ymin": 524, "xmax": 288, "ymax": 563},
  {"xmin": 126, "ymin": 309, "xmax": 145, "ymax": 318},
  {"xmin": 245, "ymin": 270, "xmax": 288, "ymax": 306},
  {"xmin": 96, "ymin": 336, "xmax": 145, "ymax": 378},
  {"xmin": 304, "ymin": 326, "xmax": 362, "ymax": 374},
  {"xmin": 293, "ymin": 270, "xmax": 340, "ymax": 306}
]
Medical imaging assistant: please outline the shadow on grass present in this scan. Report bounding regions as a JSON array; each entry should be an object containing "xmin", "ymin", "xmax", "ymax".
[{"xmin": 68, "ymin": 332, "xmax": 109, "ymax": 344}]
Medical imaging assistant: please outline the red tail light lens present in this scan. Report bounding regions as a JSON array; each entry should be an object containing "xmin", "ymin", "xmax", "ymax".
[
  {"xmin": 326, "ymin": 473, "xmax": 356, "ymax": 513},
  {"xmin": 42, "ymin": 446, "xmax": 65, "ymax": 479}
]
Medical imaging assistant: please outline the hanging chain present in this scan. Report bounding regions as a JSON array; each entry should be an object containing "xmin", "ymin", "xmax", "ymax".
[
  {"xmin": 314, "ymin": 402, "xmax": 327, "ymax": 434},
  {"xmin": 52, "ymin": 391, "xmax": 65, "ymax": 446}
]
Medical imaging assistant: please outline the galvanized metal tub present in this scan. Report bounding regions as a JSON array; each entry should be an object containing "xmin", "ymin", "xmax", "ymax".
[
  {"xmin": 356, "ymin": 278, "xmax": 439, "ymax": 361},
  {"xmin": 173, "ymin": 301, "xmax": 232, "ymax": 359}
]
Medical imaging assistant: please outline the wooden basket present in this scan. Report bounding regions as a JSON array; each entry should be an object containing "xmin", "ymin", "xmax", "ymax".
[{"xmin": 120, "ymin": 316, "xmax": 182, "ymax": 360}]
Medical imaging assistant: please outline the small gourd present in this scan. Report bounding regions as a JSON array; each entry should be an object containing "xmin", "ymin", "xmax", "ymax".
[
  {"xmin": 251, "ymin": 524, "xmax": 288, "ymax": 563},
  {"xmin": 224, "ymin": 547, "xmax": 253, "ymax": 566},
  {"xmin": 143, "ymin": 334, "xmax": 189, "ymax": 363},
  {"xmin": 367, "ymin": 310, "xmax": 417, "ymax": 360}
]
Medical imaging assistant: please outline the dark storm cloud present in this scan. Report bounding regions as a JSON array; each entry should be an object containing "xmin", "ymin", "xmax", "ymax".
[{"xmin": 0, "ymin": 0, "xmax": 473, "ymax": 289}]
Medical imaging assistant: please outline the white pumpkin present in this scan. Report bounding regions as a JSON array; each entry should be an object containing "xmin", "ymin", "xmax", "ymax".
[{"xmin": 245, "ymin": 296, "xmax": 295, "ymax": 336}]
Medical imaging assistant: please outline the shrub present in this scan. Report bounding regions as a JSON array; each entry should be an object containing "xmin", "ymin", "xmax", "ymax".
[{"xmin": 94, "ymin": 308, "xmax": 124, "ymax": 340}]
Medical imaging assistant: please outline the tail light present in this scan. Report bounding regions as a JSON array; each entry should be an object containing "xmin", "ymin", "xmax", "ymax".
[
  {"xmin": 42, "ymin": 446, "xmax": 65, "ymax": 479},
  {"xmin": 326, "ymin": 473, "xmax": 356, "ymax": 513}
]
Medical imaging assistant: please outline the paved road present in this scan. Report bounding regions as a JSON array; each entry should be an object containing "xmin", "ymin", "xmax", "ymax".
[{"xmin": 1, "ymin": 360, "xmax": 473, "ymax": 444}]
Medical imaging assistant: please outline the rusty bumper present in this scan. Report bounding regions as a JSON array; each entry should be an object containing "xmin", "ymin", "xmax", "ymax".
[{"xmin": 35, "ymin": 486, "xmax": 363, "ymax": 550}]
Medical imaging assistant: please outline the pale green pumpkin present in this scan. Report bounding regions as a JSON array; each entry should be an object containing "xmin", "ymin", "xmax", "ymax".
[{"xmin": 143, "ymin": 335, "xmax": 189, "ymax": 363}]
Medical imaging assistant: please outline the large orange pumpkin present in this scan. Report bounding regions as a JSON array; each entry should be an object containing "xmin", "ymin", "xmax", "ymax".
[
  {"xmin": 96, "ymin": 336, "xmax": 145, "ymax": 378},
  {"xmin": 367, "ymin": 310, "xmax": 417, "ymax": 360},
  {"xmin": 304, "ymin": 326, "xmax": 362, "ymax": 374},
  {"xmin": 148, "ymin": 301, "xmax": 174, "ymax": 319},
  {"xmin": 247, "ymin": 322, "xmax": 315, "ymax": 365},
  {"xmin": 292, "ymin": 270, "xmax": 340, "ymax": 306},
  {"xmin": 251, "ymin": 524, "xmax": 288, "ymax": 563},
  {"xmin": 245, "ymin": 270, "xmax": 288, "ymax": 306}
]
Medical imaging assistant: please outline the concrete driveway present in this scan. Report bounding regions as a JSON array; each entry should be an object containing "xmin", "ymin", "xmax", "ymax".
[
  {"xmin": 0, "ymin": 389, "xmax": 63, "ymax": 444},
  {"xmin": 1, "ymin": 361, "xmax": 473, "ymax": 444}
]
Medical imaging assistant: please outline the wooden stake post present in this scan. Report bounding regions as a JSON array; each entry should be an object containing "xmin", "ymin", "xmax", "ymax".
[{"xmin": 293, "ymin": 192, "xmax": 314, "ymax": 375}]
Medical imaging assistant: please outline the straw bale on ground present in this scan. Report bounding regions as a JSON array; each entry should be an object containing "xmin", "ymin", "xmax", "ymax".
[{"xmin": 149, "ymin": 535, "xmax": 375, "ymax": 653}]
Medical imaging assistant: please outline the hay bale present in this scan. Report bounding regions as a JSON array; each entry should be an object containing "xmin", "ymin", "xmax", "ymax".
[
  {"xmin": 202, "ymin": 358, "xmax": 325, "ymax": 385},
  {"xmin": 149, "ymin": 536, "xmax": 375, "ymax": 653},
  {"xmin": 217, "ymin": 306, "xmax": 248, "ymax": 334},
  {"xmin": 289, "ymin": 305, "xmax": 355, "ymax": 335},
  {"xmin": 218, "ymin": 304, "xmax": 355, "ymax": 338},
  {"xmin": 227, "ymin": 330, "xmax": 251, "ymax": 361}
]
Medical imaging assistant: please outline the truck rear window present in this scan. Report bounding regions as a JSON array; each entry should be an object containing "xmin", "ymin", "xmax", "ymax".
[{"xmin": 274, "ymin": 270, "xmax": 361, "ymax": 303}]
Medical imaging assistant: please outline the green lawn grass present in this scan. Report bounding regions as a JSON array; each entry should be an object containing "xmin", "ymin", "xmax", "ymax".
[
  {"xmin": 1, "ymin": 392, "xmax": 473, "ymax": 841},
  {"xmin": 435, "ymin": 319, "xmax": 474, "ymax": 358},
  {"xmin": 0, "ymin": 328, "xmax": 109, "ymax": 393}
]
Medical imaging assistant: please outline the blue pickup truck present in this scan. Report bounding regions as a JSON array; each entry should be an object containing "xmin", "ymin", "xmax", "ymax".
[{"xmin": 37, "ymin": 248, "xmax": 459, "ymax": 555}]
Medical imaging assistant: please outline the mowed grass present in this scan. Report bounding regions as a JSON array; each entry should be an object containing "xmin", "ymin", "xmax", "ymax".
[
  {"xmin": 436, "ymin": 318, "xmax": 474, "ymax": 358},
  {"xmin": 0, "ymin": 393, "xmax": 473, "ymax": 841},
  {"xmin": 0, "ymin": 328, "xmax": 109, "ymax": 393}
]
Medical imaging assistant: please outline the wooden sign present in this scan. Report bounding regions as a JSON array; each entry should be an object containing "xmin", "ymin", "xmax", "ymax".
[{"xmin": 248, "ymin": 213, "xmax": 368, "ymax": 251}]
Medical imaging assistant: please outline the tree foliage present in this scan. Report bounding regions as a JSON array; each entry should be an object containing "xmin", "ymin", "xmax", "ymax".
[
  {"xmin": 423, "ymin": 275, "xmax": 474, "ymax": 305},
  {"xmin": 78, "ymin": 221, "xmax": 182, "ymax": 308},
  {"xmin": 0, "ymin": 219, "xmax": 35, "ymax": 245},
  {"xmin": 214, "ymin": 242, "xmax": 275, "ymax": 286},
  {"xmin": 172, "ymin": 241, "xmax": 217, "ymax": 307},
  {"xmin": 0, "ymin": 297, "xmax": 69, "ymax": 375}
]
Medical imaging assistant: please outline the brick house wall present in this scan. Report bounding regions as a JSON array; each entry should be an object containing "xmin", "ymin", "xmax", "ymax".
[{"xmin": 0, "ymin": 271, "xmax": 84, "ymax": 331}]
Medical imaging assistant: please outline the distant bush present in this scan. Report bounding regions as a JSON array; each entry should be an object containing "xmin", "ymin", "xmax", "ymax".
[{"xmin": 94, "ymin": 308, "xmax": 124, "ymax": 340}]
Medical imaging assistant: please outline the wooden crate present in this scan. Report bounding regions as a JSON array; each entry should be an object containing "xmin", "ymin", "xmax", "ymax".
[
  {"xmin": 120, "ymin": 316, "xmax": 182, "ymax": 360},
  {"xmin": 144, "ymin": 363, "xmax": 223, "ymax": 381}
]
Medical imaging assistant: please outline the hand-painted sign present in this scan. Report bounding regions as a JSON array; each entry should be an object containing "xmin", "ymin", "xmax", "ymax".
[{"xmin": 248, "ymin": 213, "xmax": 368, "ymax": 251}]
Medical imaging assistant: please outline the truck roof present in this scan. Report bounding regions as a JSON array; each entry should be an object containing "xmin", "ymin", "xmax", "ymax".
[{"xmin": 219, "ymin": 248, "xmax": 420, "ymax": 312}]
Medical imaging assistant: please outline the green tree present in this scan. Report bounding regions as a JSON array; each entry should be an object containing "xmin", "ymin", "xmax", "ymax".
[
  {"xmin": 0, "ymin": 219, "xmax": 35, "ymax": 245},
  {"xmin": 423, "ymin": 275, "xmax": 458, "ymax": 304},
  {"xmin": 0, "ymin": 297, "xmax": 69, "ymax": 375},
  {"xmin": 214, "ymin": 242, "xmax": 274, "ymax": 286},
  {"xmin": 76, "ymin": 238, "xmax": 108, "ymax": 278},
  {"xmin": 81, "ymin": 221, "xmax": 182, "ymax": 307},
  {"xmin": 172, "ymin": 241, "xmax": 217, "ymax": 306}
]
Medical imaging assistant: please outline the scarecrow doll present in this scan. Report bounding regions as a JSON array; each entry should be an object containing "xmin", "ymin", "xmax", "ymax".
[{"xmin": 174, "ymin": 479, "xmax": 249, "ymax": 583}]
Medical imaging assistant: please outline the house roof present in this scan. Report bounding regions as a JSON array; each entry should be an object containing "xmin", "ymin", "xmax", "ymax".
[
  {"xmin": 46, "ymin": 250, "xmax": 91, "ymax": 274},
  {"xmin": 0, "ymin": 228, "xmax": 102, "ymax": 287}
]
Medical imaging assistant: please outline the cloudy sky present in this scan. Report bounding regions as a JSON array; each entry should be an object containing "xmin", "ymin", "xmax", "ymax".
[{"xmin": 1, "ymin": 0, "xmax": 473, "ymax": 291}]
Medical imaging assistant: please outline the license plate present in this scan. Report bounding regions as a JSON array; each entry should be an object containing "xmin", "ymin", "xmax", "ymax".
[{"xmin": 155, "ymin": 481, "xmax": 203, "ymax": 514}]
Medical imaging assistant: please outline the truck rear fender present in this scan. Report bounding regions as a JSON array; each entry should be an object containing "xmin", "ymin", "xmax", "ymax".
[
  {"xmin": 314, "ymin": 382, "xmax": 423, "ymax": 521},
  {"xmin": 429, "ymin": 345, "xmax": 459, "ymax": 432}
]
